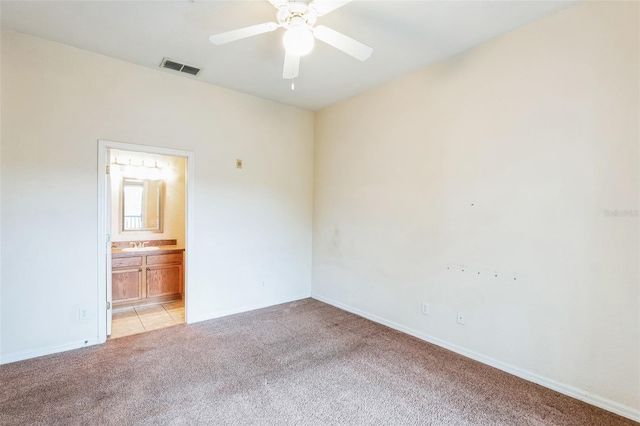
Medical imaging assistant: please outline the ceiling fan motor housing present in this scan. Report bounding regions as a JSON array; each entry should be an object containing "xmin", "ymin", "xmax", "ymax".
[{"xmin": 278, "ymin": 3, "xmax": 317, "ymax": 29}]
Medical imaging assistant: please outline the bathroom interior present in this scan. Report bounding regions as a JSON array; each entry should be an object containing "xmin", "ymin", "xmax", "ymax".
[{"xmin": 108, "ymin": 148, "xmax": 187, "ymax": 339}]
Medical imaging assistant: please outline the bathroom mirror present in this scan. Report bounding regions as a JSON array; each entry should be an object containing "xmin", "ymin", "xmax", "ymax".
[{"xmin": 121, "ymin": 178, "xmax": 163, "ymax": 232}]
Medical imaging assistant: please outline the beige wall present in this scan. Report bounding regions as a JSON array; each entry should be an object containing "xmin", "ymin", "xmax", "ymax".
[
  {"xmin": 0, "ymin": 27, "xmax": 3, "ymax": 360},
  {"xmin": 313, "ymin": 1, "xmax": 638, "ymax": 414},
  {"xmin": 109, "ymin": 150, "xmax": 186, "ymax": 246},
  {"xmin": 1, "ymin": 29, "xmax": 314, "ymax": 360}
]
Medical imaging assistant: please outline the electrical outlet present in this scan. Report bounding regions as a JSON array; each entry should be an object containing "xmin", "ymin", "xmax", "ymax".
[
  {"xmin": 421, "ymin": 303, "xmax": 430, "ymax": 315},
  {"xmin": 78, "ymin": 307, "xmax": 89, "ymax": 321},
  {"xmin": 457, "ymin": 312, "xmax": 465, "ymax": 325}
]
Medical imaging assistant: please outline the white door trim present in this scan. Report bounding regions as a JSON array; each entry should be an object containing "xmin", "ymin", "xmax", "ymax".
[{"xmin": 97, "ymin": 140, "xmax": 195, "ymax": 344}]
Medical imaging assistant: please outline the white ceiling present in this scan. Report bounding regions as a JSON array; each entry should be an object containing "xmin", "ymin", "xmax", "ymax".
[{"xmin": 0, "ymin": 0, "xmax": 576, "ymax": 111}]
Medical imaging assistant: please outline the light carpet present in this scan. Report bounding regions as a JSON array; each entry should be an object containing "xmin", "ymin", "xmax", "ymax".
[{"xmin": 0, "ymin": 299, "xmax": 635, "ymax": 425}]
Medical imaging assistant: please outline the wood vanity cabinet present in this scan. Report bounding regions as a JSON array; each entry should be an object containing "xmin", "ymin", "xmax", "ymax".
[{"xmin": 112, "ymin": 249, "xmax": 184, "ymax": 310}]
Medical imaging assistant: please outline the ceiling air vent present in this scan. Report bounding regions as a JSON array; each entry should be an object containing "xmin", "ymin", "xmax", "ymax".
[{"xmin": 160, "ymin": 58, "xmax": 201, "ymax": 76}]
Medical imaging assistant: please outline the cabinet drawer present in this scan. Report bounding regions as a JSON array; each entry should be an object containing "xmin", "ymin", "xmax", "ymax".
[
  {"xmin": 146, "ymin": 253, "xmax": 183, "ymax": 266},
  {"xmin": 112, "ymin": 256, "xmax": 143, "ymax": 268}
]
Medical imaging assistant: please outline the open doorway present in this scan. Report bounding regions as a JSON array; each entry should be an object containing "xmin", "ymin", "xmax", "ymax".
[{"xmin": 97, "ymin": 140, "xmax": 194, "ymax": 343}]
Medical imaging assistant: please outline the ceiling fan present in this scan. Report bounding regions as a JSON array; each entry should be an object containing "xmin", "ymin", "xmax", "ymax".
[{"xmin": 209, "ymin": 0, "xmax": 373, "ymax": 81}]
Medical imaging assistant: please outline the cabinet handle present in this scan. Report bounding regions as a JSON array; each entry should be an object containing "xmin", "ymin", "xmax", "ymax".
[
  {"xmin": 138, "ymin": 268, "xmax": 142, "ymax": 272},
  {"xmin": 146, "ymin": 268, "xmax": 150, "ymax": 271}
]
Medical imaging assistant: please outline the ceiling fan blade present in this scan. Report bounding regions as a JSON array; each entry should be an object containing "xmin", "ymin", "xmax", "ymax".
[
  {"xmin": 209, "ymin": 22, "xmax": 279, "ymax": 45},
  {"xmin": 309, "ymin": 0, "xmax": 354, "ymax": 16},
  {"xmin": 268, "ymin": 0, "xmax": 289, "ymax": 9},
  {"xmin": 283, "ymin": 52, "xmax": 300, "ymax": 79},
  {"xmin": 313, "ymin": 25, "xmax": 372, "ymax": 61}
]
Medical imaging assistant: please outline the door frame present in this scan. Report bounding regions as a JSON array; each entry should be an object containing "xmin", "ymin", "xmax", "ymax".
[{"xmin": 97, "ymin": 139, "xmax": 195, "ymax": 343}]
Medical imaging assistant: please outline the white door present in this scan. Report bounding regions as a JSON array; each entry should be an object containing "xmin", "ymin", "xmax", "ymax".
[{"xmin": 106, "ymin": 149, "xmax": 113, "ymax": 336}]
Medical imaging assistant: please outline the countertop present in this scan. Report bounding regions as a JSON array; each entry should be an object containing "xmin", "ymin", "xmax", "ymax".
[{"xmin": 111, "ymin": 246, "xmax": 185, "ymax": 257}]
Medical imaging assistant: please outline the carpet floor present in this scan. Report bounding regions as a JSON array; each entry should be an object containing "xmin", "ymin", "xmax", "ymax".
[{"xmin": 0, "ymin": 298, "xmax": 635, "ymax": 425}]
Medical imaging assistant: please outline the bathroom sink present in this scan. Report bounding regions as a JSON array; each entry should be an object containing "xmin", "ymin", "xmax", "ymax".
[{"xmin": 121, "ymin": 246, "xmax": 161, "ymax": 252}]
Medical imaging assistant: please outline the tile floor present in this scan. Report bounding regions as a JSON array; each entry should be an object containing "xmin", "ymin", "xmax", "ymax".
[{"xmin": 109, "ymin": 300, "xmax": 184, "ymax": 339}]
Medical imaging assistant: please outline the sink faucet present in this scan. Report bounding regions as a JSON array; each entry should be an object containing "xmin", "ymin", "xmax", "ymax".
[
  {"xmin": 129, "ymin": 242, "xmax": 138, "ymax": 249},
  {"xmin": 141, "ymin": 241, "xmax": 149, "ymax": 248}
]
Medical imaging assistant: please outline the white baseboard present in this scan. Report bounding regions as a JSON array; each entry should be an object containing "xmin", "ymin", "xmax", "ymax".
[
  {"xmin": 311, "ymin": 293, "xmax": 640, "ymax": 423},
  {"xmin": 1, "ymin": 338, "xmax": 101, "ymax": 365},
  {"xmin": 188, "ymin": 292, "xmax": 312, "ymax": 324}
]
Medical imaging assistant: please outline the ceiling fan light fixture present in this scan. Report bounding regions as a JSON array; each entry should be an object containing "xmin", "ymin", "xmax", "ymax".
[{"xmin": 283, "ymin": 26, "xmax": 315, "ymax": 56}]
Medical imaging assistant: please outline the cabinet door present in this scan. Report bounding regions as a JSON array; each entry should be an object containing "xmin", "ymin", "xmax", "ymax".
[
  {"xmin": 112, "ymin": 268, "xmax": 142, "ymax": 303},
  {"xmin": 146, "ymin": 264, "xmax": 182, "ymax": 298}
]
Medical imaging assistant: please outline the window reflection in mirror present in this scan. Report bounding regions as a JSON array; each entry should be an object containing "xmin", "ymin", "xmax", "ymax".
[{"xmin": 122, "ymin": 178, "xmax": 163, "ymax": 232}]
